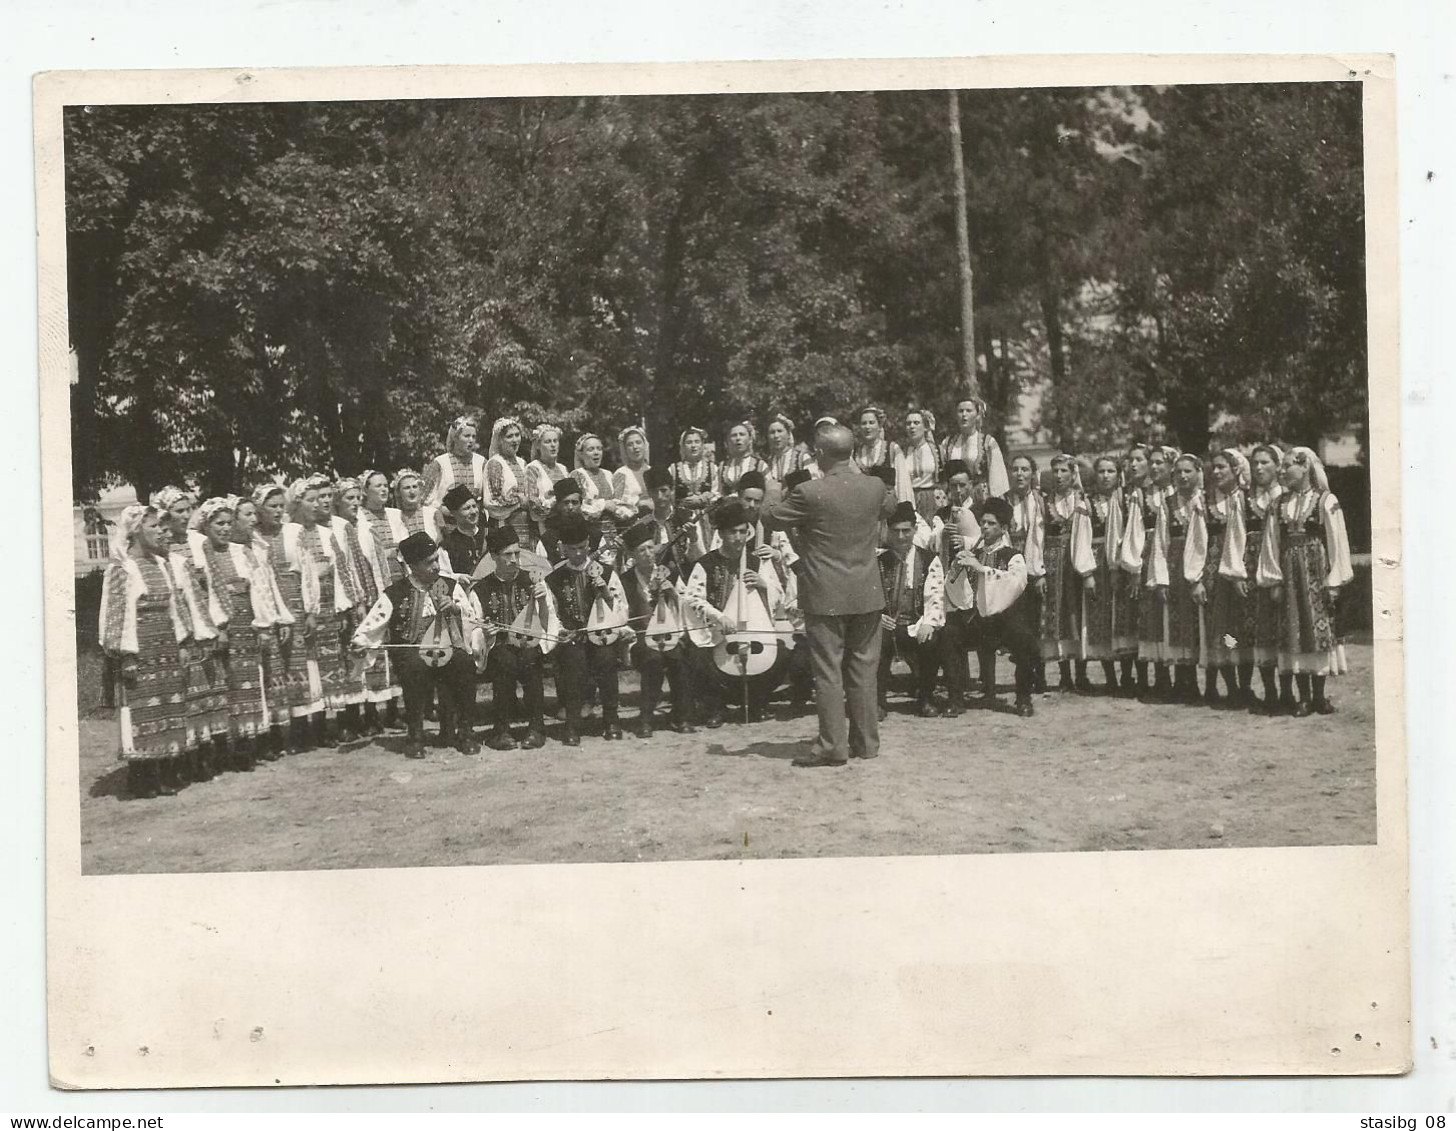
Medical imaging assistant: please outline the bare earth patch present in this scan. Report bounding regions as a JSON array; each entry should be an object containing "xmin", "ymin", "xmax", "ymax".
[{"xmin": 78, "ymin": 644, "xmax": 1376, "ymax": 874}]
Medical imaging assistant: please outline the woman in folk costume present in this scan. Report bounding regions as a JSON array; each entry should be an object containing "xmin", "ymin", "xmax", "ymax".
[
  {"xmin": 573, "ymin": 432, "xmax": 636, "ymax": 563},
  {"xmin": 1041, "ymin": 454, "xmax": 1097, "ymax": 692},
  {"xmin": 895, "ymin": 407, "xmax": 940, "ymax": 523},
  {"xmin": 672, "ymin": 426, "xmax": 721, "ymax": 550},
  {"xmin": 99, "ymin": 505, "xmax": 199, "ymax": 798},
  {"xmin": 332, "ymin": 476, "xmax": 400, "ymax": 736},
  {"xmin": 422, "ymin": 416, "xmax": 486, "ymax": 507},
  {"xmin": 719, "ymin": 421, "xmax": 767, "ymax": 497},
  {"xmin": 481, "ymin": 416, "xmax": 532, "ymax": 544},
  {"xmin": 253, "ymin": 485, "xmax": 308, "ymax": 752},
  {"xmin": 1257, "ymin": 445, "xmax": 1354, "ymax": 716},
  {"xmin": 1238, "ymin": 444, "xmax": 1287, "ymax": 713},
  {"xmin": 357, "ymin": 471, "xmax": 405, "ymax": 591},
  {"xmin": 226, "ymin": 492, "xmax": 298, "ymax": 759},
  {"xmin": 1199, "ymin": 449, "xmax": 1255, "ymax": 708},
  {"xmin": 392, "ymin": 468, "xmax": 444, "ymax": 543},
  {"xmin": 1004, "ymin": 454, "xmax": 1046, "ymax": 691},
  {"xmin": 1165, "ymin": 453, "xmax": 1210, "ymax": 703},
  {"xmin": 151, "ymin": 486, "xmax": 227, "ymax": 782},
  {"xmin": 763, "ymin": 413, "xmax": 805, "ymax": 499},
  {"xmin": 854, "ymin": 405, "xmax": 904, "ymax": 484},
  {"xmin": 525, "ymin": 423, "xmax": 570, "ymax": 540},
  {"xmin": 1120, "ymin": 444, "xmax": 1179, "ymax": 700},
  {"xmin": 189, "ymin": 496, "xmax": 294, "ymax": 770},
  {"xmin": 271, "ymin": 476, "xmax": 359, "ymax": 749},
  {"xmin": 940, "ymin": 397, "xmax": 1010, "ymax": 505},
  {"xmin": 612, "ymin": 425, "xmax": 657, "ymax": 518},
  {"xmin": 1076, "ymin": 455, "xmax": 1131, "ymax": 693}
]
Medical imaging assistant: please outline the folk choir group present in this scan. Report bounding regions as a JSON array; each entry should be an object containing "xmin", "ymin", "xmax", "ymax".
[{"xmin": 98, "ymin": 400, "xmax": 1355, "ymax": 798}]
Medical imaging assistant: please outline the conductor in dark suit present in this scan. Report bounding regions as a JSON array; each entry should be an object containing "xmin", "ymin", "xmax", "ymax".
[{"xmin": 764, "ymin": 422, "xmax": 897, "ymax": 766}]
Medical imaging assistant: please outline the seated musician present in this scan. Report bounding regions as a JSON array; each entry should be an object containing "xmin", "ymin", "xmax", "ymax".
[
  {"xmin": 682, "ymin": 498, "xmax": 788, "ymax": 727},
  {"xmin": 620, "ymin": 522, "xmax": 694, "ymax": 738},
  {"xmin": 474, "ymin": 525, "xmax": 555, "ymax": 751},
  {"xmin": 877, "ymin": 501, "xmax": 946, "ymax": 720},
  {"xmin": 924, "ymin": 458, "xmax": 982, "ymax": 717},
  {"xmin": 729, "ymin": 468, "xmax": 811, "ymax": 712},
  {"xmin": 714, "ymin": 470, "xmax": 799, "ymax": 578},
  {"xmin": 350, "ymin": 531, "xmax": 484, "ymax": 758},
  {"xmin": 545, "ymin": 513, "xmax": 631, "ymax": 745},
  {"xmin": 645, "ymin": 466, "xmax": 706, "ymax": 564},
  {"xmin": 438, "ymin": 484, "xmax": 488, "ymax": 577},
  {"xmin": 956, "ymin": 497, "xmax": 1039, "ymax": 718}
]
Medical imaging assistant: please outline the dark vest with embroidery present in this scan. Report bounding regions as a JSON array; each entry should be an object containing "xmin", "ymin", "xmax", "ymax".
[
  {"xmin": 383, "ymin": 575, "xmax": 458, "ymax": 646},
  {"xmin": 440, "ymin": 525, "xmax": 487, "ymax": 579},
  {"xmin": 879, "ymin": 548, "xmax": 932, "ymax": 625},
  {"xmin": 547, "ymin": 563, "xmax": 618, "ymax": 631},
  {"xmin": 475, "ymin": 571, "xmax": 537, "ymax": 634},
  {"xmin": 694, "ymin": 548, "xmax": 740, "ymax": 613},
  {"xmin": 623, "ymin": 562, "xmax": 681, "ymax": 622}
]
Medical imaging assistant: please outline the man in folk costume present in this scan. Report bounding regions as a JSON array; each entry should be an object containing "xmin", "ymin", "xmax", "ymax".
[
  {"xmin": 438, "ymin": 484, "xmax": 488, "ymax": 578},
  {"xmin": 422, "ymin": 415, "xmax": 487, "ymax": 507},
  {"xmin": 351, "ymin": 532, "xmax": 486, "ymax": 758},
  {"xmin": 876, "ymin": 501, "xmax": 946, "ymax": 720},
  {"xmin": 683, "ymin": 497, "xmax": 790, "ymax": 727},
  {"xmin": 956, "ymin": 497, "xmax": 1040, "ymax": 717},
  {"xmin": 644, "ymin": 464, "xmax": 706, "ymax": 564},
  {"xmin": 620, "ymin": 521, "xmax": 695, "ymax": 738},
  {"xmin": 474, "ymin": 525, "xmax": 555, "ymax": 751},
  {"xmin": 537, "ymin": 477, "xmax": 592, "ymax": 564},
  {"xmin": 914, "ymin": 459, "xmax": 982, "ymax": 716},
  {"xmin": 730, "ymin": 468, "xmax": 811, "ymax": 708},
  {"xmin": 545, "ymin": 512, "xmax": 632, "ymax": 745}
]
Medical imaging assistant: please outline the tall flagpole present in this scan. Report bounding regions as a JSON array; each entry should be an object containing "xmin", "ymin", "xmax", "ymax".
[{"xmin": 948, "ymin": 89, "xmax": 979, "ymax": 399}]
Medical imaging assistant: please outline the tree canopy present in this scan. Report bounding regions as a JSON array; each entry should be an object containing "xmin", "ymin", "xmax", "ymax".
[{"xmin": 64, "ymin": 82, "xmax": 1368, "ymax": 501}]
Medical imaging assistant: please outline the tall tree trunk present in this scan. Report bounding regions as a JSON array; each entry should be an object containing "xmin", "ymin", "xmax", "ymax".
[
  {"xmin": 1040, "ymin": 286, "xmax": 1068, "ymax": 453},
  {"xmin": 947, "ymin": 90, "xmax": 978, "ymax": 399}
]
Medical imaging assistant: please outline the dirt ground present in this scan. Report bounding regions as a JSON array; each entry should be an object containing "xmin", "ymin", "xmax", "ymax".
[{"xmin": 77, "ymin": 643, "xmax": 1377, "ymax": 874}]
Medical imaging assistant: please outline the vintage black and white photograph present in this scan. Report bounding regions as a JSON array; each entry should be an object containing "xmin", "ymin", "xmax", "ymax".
[{"xmin": 61, "ymin": 76, "xmax": 1377, "ymax": 877}]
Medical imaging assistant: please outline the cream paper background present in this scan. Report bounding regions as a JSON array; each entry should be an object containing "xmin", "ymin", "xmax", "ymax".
[{"xmin": 36, "ymin": 54, "xmax": 1408, "ymax": 1087}]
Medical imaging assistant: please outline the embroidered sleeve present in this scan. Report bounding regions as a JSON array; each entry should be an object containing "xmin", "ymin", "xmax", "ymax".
[
  {"xmin": 985, "ymin": 436, "xmax": 1010, "ymax": 498},
  {"xmin": 1256, "ymin": 503, "xmax": 1284, "ymax": 587},
  {"xmin": 1322, "ymin": 492, "xmax": 1355, "ymax": 588},
  {"xmin": 1119, "ymin": 491, "xmax": 1146, "ymax": 575},
  {"xmin": 1183, "ymin": 495, "xmax": 1209, "ymax": 583},
  {"xmin": 1146, "ymin": 496, "xmax": 1171, "ymax": 589},
  {"xmin": 978, "ymin": 551, "xmax": 1028, "ymax": 617},
  {"xmin": 351, "ymin": 593, "xmax": 394, "ymax": 651},
  {"xmin": 1219, "ymin": 493, "xmax": 1249, "ymax": 581},
  {"xmin": 1021, "ymin": 495, "xmax": 1045, "ymax": 578},
  {"xmin": 421, "ymin": 457, "xmax": 443, "ymax": 501},
  {"xmin": 1070, "ymin": 500, "xmax": 1096, "ymax": 577},
  {"xmin": 99, "ymin": 562, "xmax": 130, "ymax": 653},
  {"xmin": 920, "ymin": 554, "xmax": 946, "ymax": 628}
]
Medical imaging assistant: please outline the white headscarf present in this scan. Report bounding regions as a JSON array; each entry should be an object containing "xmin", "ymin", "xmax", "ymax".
[{"xmin": 1289, "ymin": 446, "xmax": 1330, "ymax": 493}]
